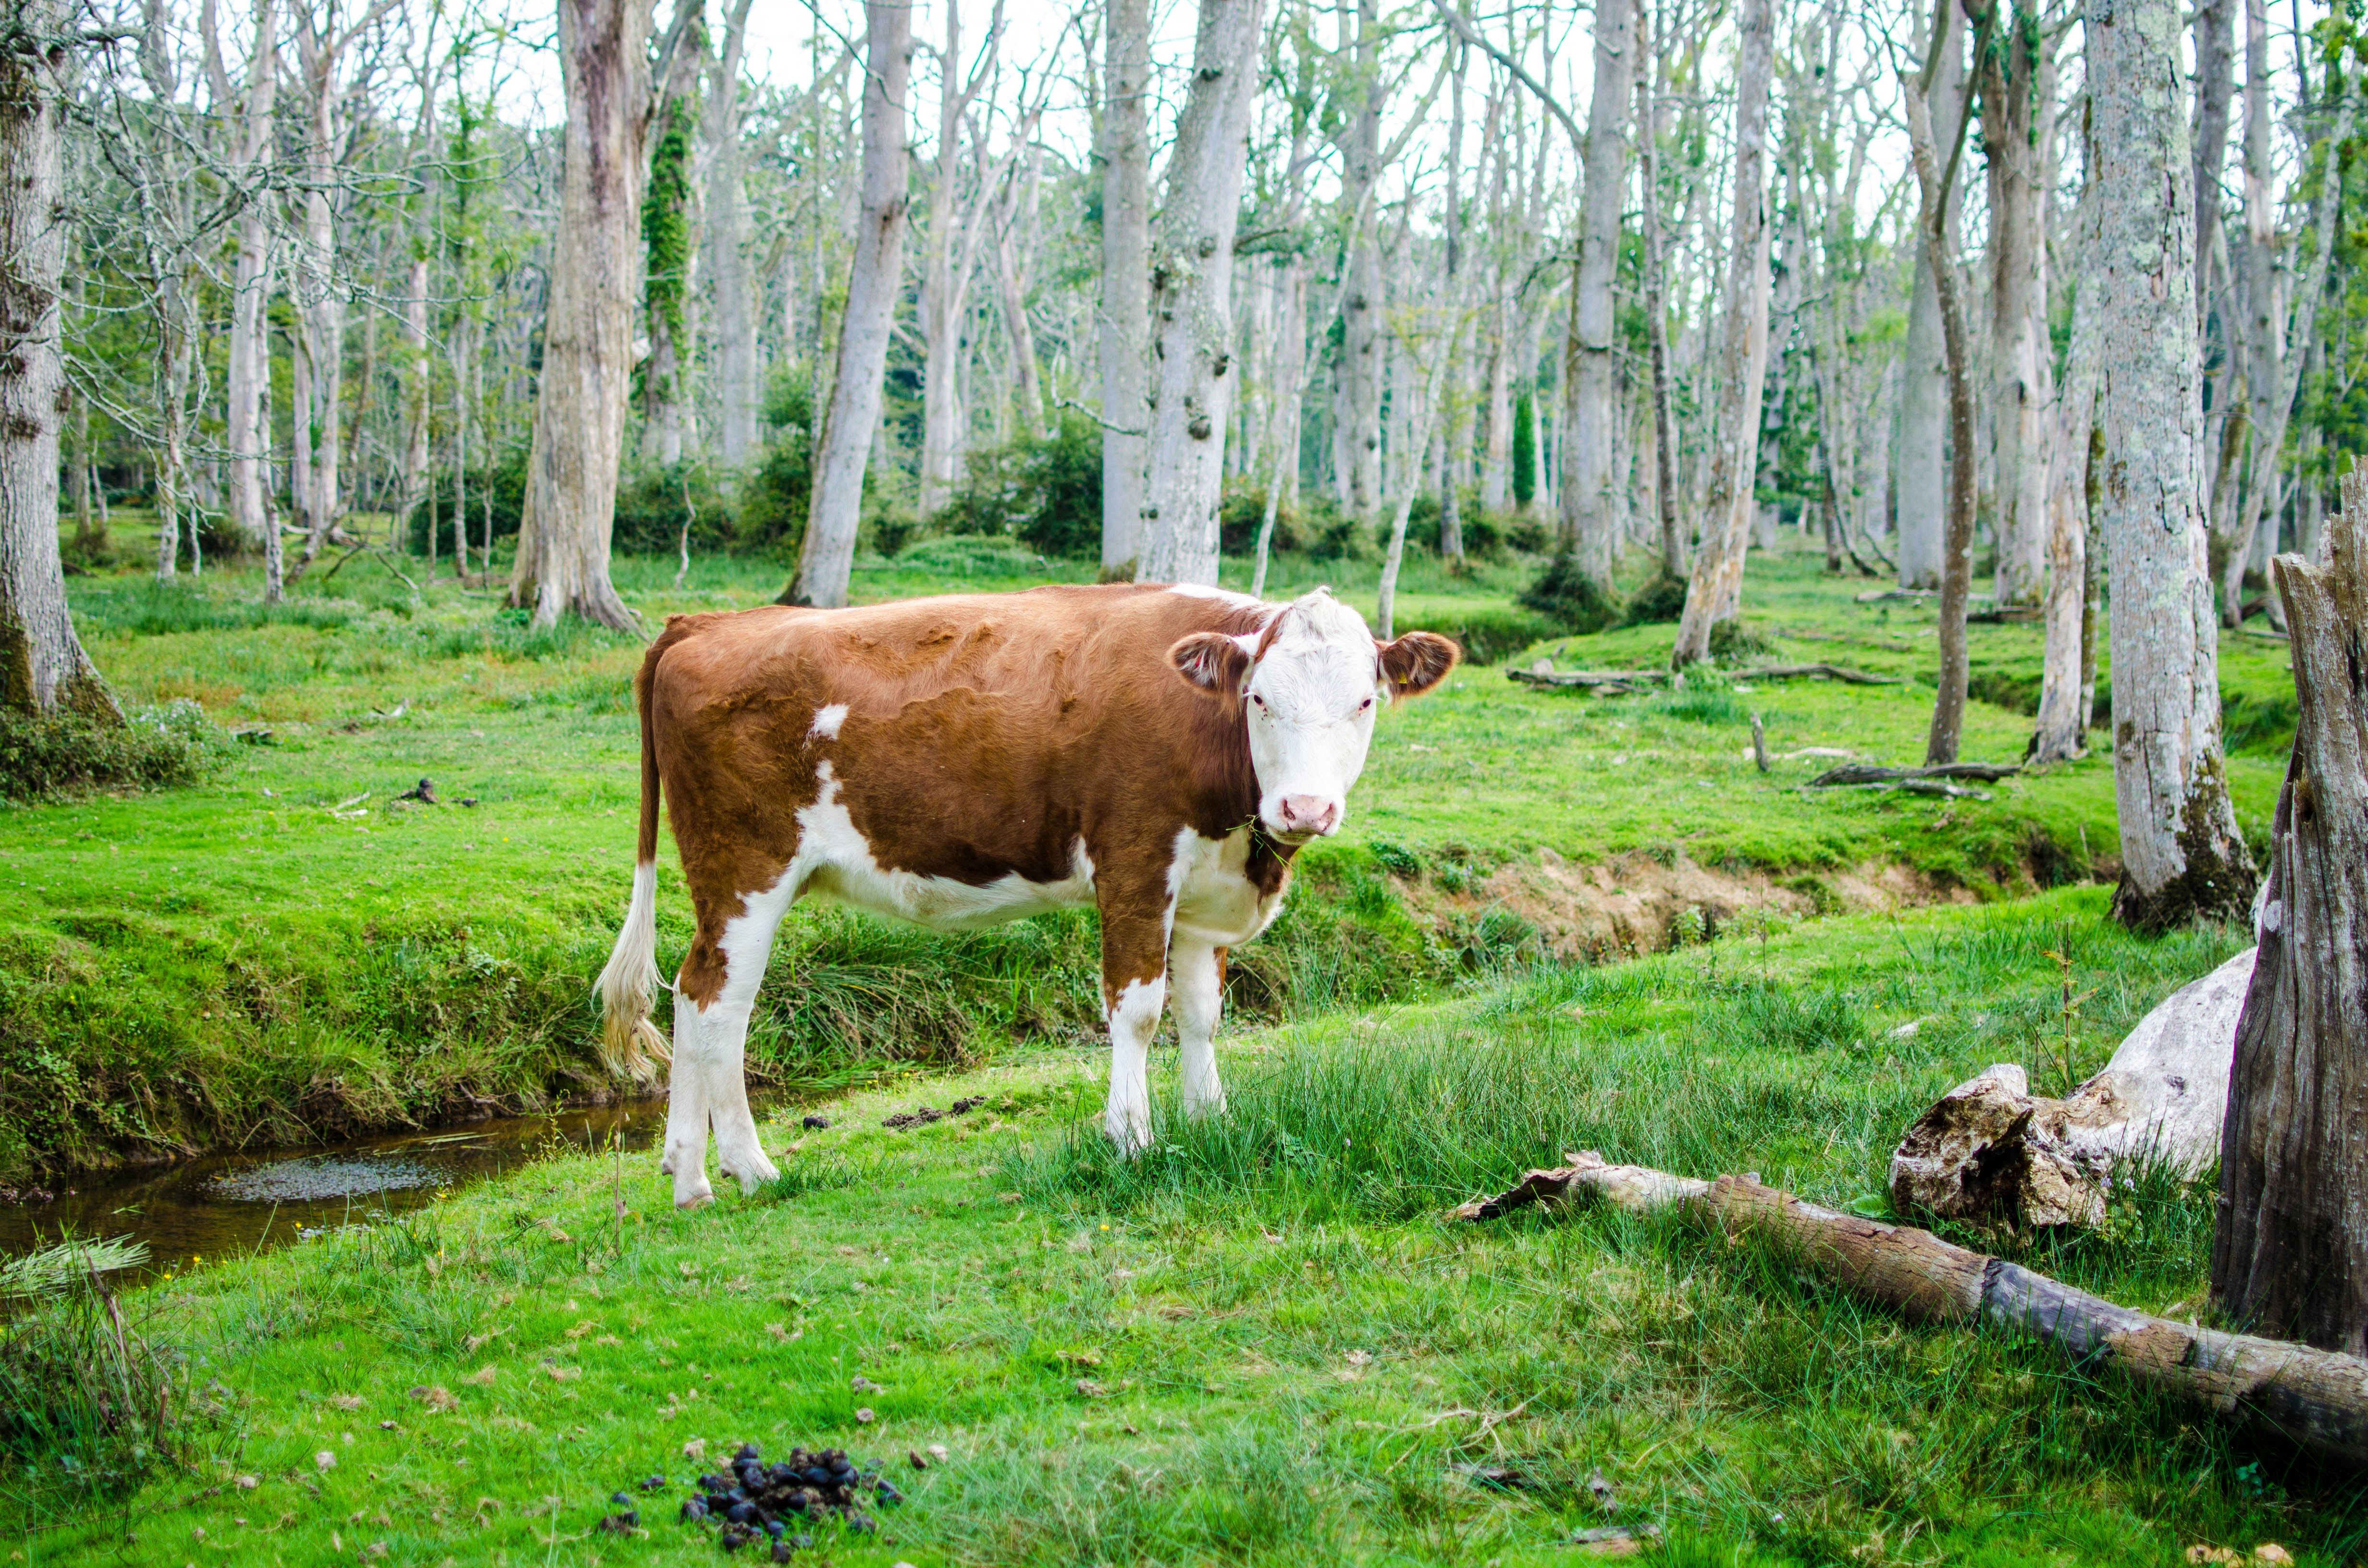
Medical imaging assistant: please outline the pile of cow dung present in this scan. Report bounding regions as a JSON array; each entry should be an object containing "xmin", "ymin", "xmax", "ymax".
[
  {"xmin": 881, "ymin": 1096, "xmax": 984, "ymax": 1130},
  {"xmin": 675, "ymin": 1441, "xmax": 902, "ymax": 1557}
]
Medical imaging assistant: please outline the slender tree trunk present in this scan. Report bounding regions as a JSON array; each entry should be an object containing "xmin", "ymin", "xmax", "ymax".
[
  {"xmin": 1560, "ymin": 0, "xmax": 1633, "ymax": 588},
  {"xmin": 1895, "ymin": 36, "xmax": 1963, "ymax": 591},
  {"xmin": 2033, "ymin": 198, "xmax": 2097, "ymax": 764},
  {"xmin": 1099, "ymin": 0, "xmax": 1151, "ymax": 574},
  {"xmin": 1251, "ymin": 256, "xmax": 1307, "ymax": 599},
  {"xmin": 224, "ymin": 0, "xmax": 276, "ymax": 557},
  {"xmin": 2212, "ymin": 459, "xmax": 2368, "ymax": 1357},
  {"xmin": 1437, "ymin": 34, "xmax": 1468, "ymax": 563},
  {"xmin": 1979, "ymin": 6, "xmax": 2046, "ymax": 608},
  {"xmin": 994, "ymin": 140, "xmax": 1045, "ymax": 439},
  {"xmin": 67, "ymin": 270, "xmax": 95, "ymax": 556},
  {"xmin": 2222, "ymin": 60, "xmax": 2350, "ymax": 625},
  {"xmin": 640, "ymin": 21, "xmax": 706, "ymax": 468},
  {"xmin": 1638, "ymin": 0, "xmax": 1681, "ymax": 578},
  {"xmin": 1137, "ymin": 0, "xmax": 1266, "ymax": 585},
  {"xmin": 706, "ymin": 0, "xmax": 757, "ymax": 468},
  {"xmin": 509, "ymin": 0, "xmax": 660, "ymax": 628},
  {"xmin": 0, "ymin": 0, "xmax": 115, "ymax": 722},
  {"xmin": 2192, "ymin": 0, "xmax": 2235, "ymax": 326},
  {"xmin": 1668, "ymin": 0, "xmax": 1775, "ymax": 667},
  {"xmin": 781, "ymin": 0, "xmax": 910, "ymax": 608},
  {"xmin": 1908, "ymin": 7, "xmax": 1985, "ymax": 766},
  {"xmin": 287, "ymin": 22, "xmax": 345, "ymax": 577},
  {"xmin": 2088, "ymin": 0, "xmax": 2257, "ymax": 930},
  {"xmin": 1335, "ymin": 0, "xmax": 1383, "ymax": 516}
]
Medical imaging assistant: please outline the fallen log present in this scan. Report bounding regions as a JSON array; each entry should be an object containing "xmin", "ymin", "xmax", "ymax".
[
  {"xmin": 1740, "ymin": 662, "xmax": 1906, "ymax": 686},
  {"xmin": 1506, "ymin": 666, "xmax": 1669, "ymax": 694},
  {"xmin": 1856, "ymin": 588, "xmax": 1934, "ymax": 603},
  {"xmin": 1890, "ymin": 948, "xmax": 2256, "ymax": 1227},
  {"xmin": 1808, "ymin": 760, "xmax": 2020, "ymax": 786},
  {"xmin": 1455, "ymin": 1150, "xmax": 2368, "ymax": 1468}
]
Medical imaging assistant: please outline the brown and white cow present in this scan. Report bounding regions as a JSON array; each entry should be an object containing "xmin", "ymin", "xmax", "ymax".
[{"xmin": 596, "ymin": 583, "xmax": 1458, "ymax": 1207}]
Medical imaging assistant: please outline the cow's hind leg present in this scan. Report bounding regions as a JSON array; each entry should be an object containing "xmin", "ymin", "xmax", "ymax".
[
  {"xmin": 660, "ymin": 873, "xmax": 795, "ymax": 1207},
  {"xmin": 1172, "ymin": 939, "xmax": 1227, "ymax": 1120}
]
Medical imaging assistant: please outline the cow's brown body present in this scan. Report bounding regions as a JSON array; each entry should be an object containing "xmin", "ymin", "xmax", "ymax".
[{"xmin": 598, "ymin": 583, "xmax": 1455, "ymax": 1205}]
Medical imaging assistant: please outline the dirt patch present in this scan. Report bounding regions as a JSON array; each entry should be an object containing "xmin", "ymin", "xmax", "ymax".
[{"xmin": 1397, "ymin": 848, "xmax": 1977, "ymax": 961}]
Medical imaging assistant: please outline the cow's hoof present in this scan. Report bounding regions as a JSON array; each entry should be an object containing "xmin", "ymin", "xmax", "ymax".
[
  {"xmin": 1180, "ymin": 1093, "xmax": 1228, "ymax": 1122},
  {"xmin": 1104, "ymin": 1118, "xmax": 1154, "ymax": 1159},
  {"xmin": 725, "ymin": 1157, "xmax": 780, "ymax": 1196},
  {"xmin": 674, "ymin": 1186, "xmax": 715, "ymax": 1211}
]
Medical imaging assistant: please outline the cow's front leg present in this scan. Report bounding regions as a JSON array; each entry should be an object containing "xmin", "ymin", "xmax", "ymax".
[
  {"xmin": 1172, "ymin": 940, "xmax": 1227, "ymax": 1120},
  {"xmin": 1098, "ymin": 895, "xmax": 1173, "ymax": 1157}
]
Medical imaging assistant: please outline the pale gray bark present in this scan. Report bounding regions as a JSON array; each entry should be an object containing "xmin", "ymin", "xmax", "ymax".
[
  {"xmin": 1895, "ymin": 36, "xmax": 1963, "ymax": 591},
  {"xmin": 916, "ymin": 0, "xmax": 996, "ymax": 521},
  {"xmin": 705, "ymin": 0, "xmax": 757, "ymax": 469},
  {"xmin": 1099, "ymin": 0, "xmax": 1150, "ymax": 573},
  {"xmin": 640, "ymin": 21, "xmax": 707, "ymax": 467},
  {"xmin": 992, "ymin": 132, "xmax": 1045, "ymax": 438},
  {"xmin": 2088, "ymin": 0, "xmax": 2256, "ymax": 930},
  {"xmin": 1333, "ymin": 0, "xmax": 1383, "ymax": 515},
  {"xmin": 2192, "ymin": 0, "xmax": 2235, "ymax": 325},
  {"xmin": 223, "ymin": 0, "xmax": 277, "ymax": 558},
  {"xmin": 1138, "ymin": 0, "xmax": 1266, "ymax": 585},
  {"xmin": 783, "ymin": 0, "xmax": 910, "ymax": 608},
  {"xmin": 1560, "ymin": 0, "xmax": 1633, "ymax": 587},
  {"xmin": 2221, "ymin": 42, "xmax": 2350, "ymax": 625},
  {"xmin": 1250, "ymin": 255, "xmax": 1307, "ymax": 598},
  {"xmin": 2033, "ymin": 171, "xmax": 2098, "ymax": 764},
  {"xmin": 0, "ymin": 0, "xmax": 114, "ymax": 721},
  {"xmin": 1668, "ymin": 0, "xmax": 1774, "ymax": 666},
  {"xmin": 509, "ymin": 0, "xmax": 662, "ymax": 628},
  {"xmin": 1981, "ymin": 13, "xmax": 2047, "ymax": 607},
  {"xmin": 1638, "ymin": 0, "xmax": 1680, "ymax": 577},
  {"xmin": 286, "ymin": 3, "xmax": 357, "ymax": 577}
]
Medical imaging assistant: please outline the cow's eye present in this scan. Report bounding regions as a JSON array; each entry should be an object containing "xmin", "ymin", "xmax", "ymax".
[
  {"xmin": 1250, "ymin": 693, "xmax": 1265, "ymax": 708},
  {"xmin": 1358, "ymin": 697, "xmax": 1374, "ymax": 711}
]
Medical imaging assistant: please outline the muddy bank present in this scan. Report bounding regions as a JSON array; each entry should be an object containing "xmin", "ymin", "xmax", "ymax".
[{"xmin": 1397, "ymin": 847, "xmax": 1984, "ymax": 960}]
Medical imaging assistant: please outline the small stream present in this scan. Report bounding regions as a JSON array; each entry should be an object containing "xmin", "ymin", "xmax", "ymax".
[{"xmin": 0, "ymin": 1101, "xmax": 674, "ymax": 1286}]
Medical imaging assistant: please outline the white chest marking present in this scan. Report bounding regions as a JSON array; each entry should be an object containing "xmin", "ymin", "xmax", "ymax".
[
  {"xmin": 1169, "ymin": 825, "xmax": 1286, "ymax": 946},
  {"xmin": 808, "ymin": 702, "xmax": 849, "ymax": 740},
  {"xmin": 790, "ymin": 762, "xmax": 1097, "ymax": 932}
]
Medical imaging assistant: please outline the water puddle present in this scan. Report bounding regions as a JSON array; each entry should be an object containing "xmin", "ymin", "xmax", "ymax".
[{"xmin": 0, "ymin": 1102, "xmax": 670, "ymax": 1286}]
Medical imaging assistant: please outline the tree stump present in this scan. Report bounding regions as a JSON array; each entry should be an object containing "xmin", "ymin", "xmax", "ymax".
[{"xmin": 2212, "ymin": 458, "xmax": 2368, "ymax": 1356}]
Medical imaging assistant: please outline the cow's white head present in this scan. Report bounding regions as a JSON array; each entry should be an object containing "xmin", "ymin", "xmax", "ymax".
[{"xmin": 1170, "ymin": 589, "xmax": 1459, "ymax": 843}]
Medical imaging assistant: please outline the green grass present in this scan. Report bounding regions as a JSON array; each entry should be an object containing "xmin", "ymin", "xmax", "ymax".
[
  {"xmin": 0, "ymin": 521, "xmax": 2288, "ymax": 1177},
  {"xmin": 26, "ymin": 890, "xmax": 2365, "ymax": 1566}
]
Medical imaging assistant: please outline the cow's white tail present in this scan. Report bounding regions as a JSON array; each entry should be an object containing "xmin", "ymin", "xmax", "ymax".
[
  {"xmin": 597, "ymin": 860, "xmax": 668, "ymax": 1082},
  {"xmin": 597, "ymin": 640, "xmax": 673, "ymax": 1084}
]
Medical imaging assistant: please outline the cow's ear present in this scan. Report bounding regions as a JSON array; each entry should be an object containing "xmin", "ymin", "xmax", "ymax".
[
  {"xmin": 1377, "ymin": 631, "xmax": 1460, "ymax": 697},
  {"xmin": 1170, "ymin": 632, "xmax": 1255, "ymax": 697}
]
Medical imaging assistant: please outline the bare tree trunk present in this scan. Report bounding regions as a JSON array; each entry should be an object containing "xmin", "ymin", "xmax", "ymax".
[
  {"xmin": 2088, "ymin": 0, "xmax": 2257, "ymax": 931},
  {"xmin": 1979, "ymin": 7, "xmax": 2046, "ymax": 608},
  {"xmin": 781, "ymin": 0, "xmax": 909, "ymax": 608},
  {"xmin": 1907, "ymin": 4, "xmax": 1985, "ymax": 766},
  {"xmin": 1099, "ymin": 0, "xmax": 1150, "ymax": 575},
  {"xmin": 705, "ymin": 0, "xmax": 757, "ymax": 469},
  {"xmin": 916, "ymin": 0, "xmax": 978, "ymax": 522},
  {"xmin": 1137, "ymin": 0, "xmax": 1266, "ymax": 586},
  {"xmin": 223, "ymin": 0, "xmax": 277, "ymax": 558},
  {"xmin": 509, "ymin": 0, "xmax": 661, "ymax": 628},
  {"xmin": 2212, "ymin": 459, "xmax": 2368, "ymax": 1357},
  {"xmin": 2191, "ymin": 0, "xmax": 2235, "ymax": 326},
  {"xmin": 2032, "ymin": 249, "xmax": 2096, "ymax": 763},
  {"xmin": 1436, "ymin": 34, "xmax": 1468, "ymax": 564},
  {"xmin": 1334, "ymin": 0, "xmax": 1383, "ymax": 517},
  {"xmin": 1251, "ymin": 255, "xmax": 1307, "ymax": 598},
  {"xmin": 2221, "ymin": 58, "xmax": 2350, "ymax": 626},
  {"xmin": 1895, "ymin": 37, "xmax": 1964, "ymax": 592},
  {"xmin": 640, "ymin": 19, "xmax": 706, "ymax": 468},
  {"xmin": 994, "ymin": 137, "xmax": 1045, "ymax": 439},
  {"xmin": 0, "ymin": 0, "xmax": 115, "ymax": 722},
  {"xmin": 286, "ymin": 9, "xmax": 348, "ymax": 578},
  {"xmin": 1560, "ymin": 0, "xmax": 1633, "ymax": 588},
  {"xmin": 1638, "ymin": 0, "xmax": 1681, "ymax": 579},
  {"xmin": 1668, "ymin": 0, "xmax": 1774, "ymax": 667}
]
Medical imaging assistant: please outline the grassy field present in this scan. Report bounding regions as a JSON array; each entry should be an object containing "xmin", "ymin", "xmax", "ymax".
[
  {"xmin": 7, "ymin": 516, "xmax": 2344, "ymax": 1564},
  {"xmin": 29, "ymin": 889, "xmax": 2362, "ymax": 1568},
  {"xmin": 0, "ymin": 521, "xmax": 2297, "ymax": 1176}
]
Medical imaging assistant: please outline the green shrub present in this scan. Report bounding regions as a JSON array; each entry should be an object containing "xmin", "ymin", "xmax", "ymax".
[
  {"xmin": 739, "ymin": 380, "xmax": 819, "ymax": 556},
  {"xmin": 1707, "ymin": 617, "xmax": 1779, "ymax": 663},
  {"xmin": 0, "ymin": 700, "xmax": 228, "ymax": 801},
  {"xmin": 933, "ymin": 415, "xmax": 1102, "ymax": 559},
  {"xmin": 1622, "ymin": 569, "xmax": 1691, "ymax": 626},
  {"xmin": 1217, "ymin": 486, "xmax": 1308, "ymax": 557},
  {"xmin": 1517, "ymin": 551, "xmax": 1618, "ymax": 633},
  {"xmin": 1511, "ymin": 390, "xmax": 1537, "ymax": 508},
  {"xmin": 403, "ymin": 452, "xmax": 527, "ymax": 554},
  {"xmin": 611, "ymin": 463, "xmax": 738, "ymax": 556},
  {"xmin": 1393, "ymin": 606, "xmax": 1558, "ymax": 666}
]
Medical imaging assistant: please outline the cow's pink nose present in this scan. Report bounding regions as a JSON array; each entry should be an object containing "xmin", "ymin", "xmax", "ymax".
[{"xmin": 1277, "ymin": 795, "xmax": 1340, "ymax": 835}]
